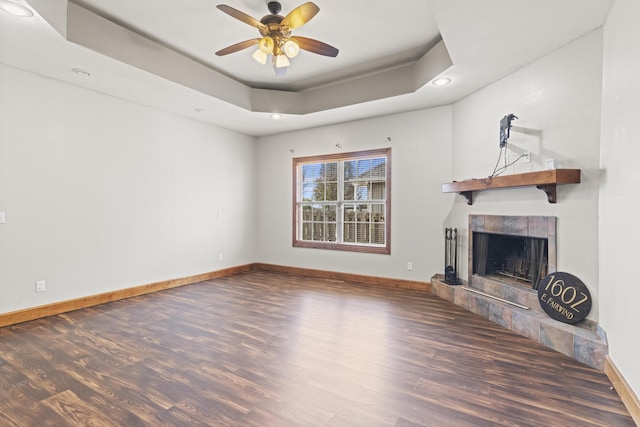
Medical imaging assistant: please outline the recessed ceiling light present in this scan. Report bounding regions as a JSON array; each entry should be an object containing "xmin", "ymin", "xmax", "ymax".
[
  {"xmin": 0, "ymin": 0, "xmax": 34, "ymax": 17},
  {"xmin": 269, "ymin": 113, "xmax": 283, "ymax": 120},
  {"xmin": 432, "ymin": 77, "xmax": 452, "ymax": 87},
  {"xmin": 71, "ymin": 68, "xmax": 91, "ymax": 77}
]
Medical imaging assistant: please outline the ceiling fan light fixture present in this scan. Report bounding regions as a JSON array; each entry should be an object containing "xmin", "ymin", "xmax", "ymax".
[
  {"xmin": 252, "ymin": 49, "xmax": 268, "ymax": 65},
  {"xmin": 283, "ymin": 40, "xmax": 300, "ymax": 58},
  {"xmin": 258, "ymin": 36, "xmax": 275, "ymax": 54},
  {"xmin": 215, "ymin": 2, "xmax": 339, "ymax": 73}
]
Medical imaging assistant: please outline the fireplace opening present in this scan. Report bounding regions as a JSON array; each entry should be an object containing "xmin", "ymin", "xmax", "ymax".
[{"xmin": 473, "ymin": 232, "xmax": 548, "ymax": 289}]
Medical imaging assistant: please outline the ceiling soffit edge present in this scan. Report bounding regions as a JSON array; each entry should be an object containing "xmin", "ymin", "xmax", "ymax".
[{"xmin": 253, "ymin": 41, "xmax": 453, "ymax": 115}]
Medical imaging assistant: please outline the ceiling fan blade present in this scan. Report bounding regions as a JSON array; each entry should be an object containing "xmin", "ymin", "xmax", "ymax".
[
  {"xmin": 290, "ymin": 36, "xmax": 339, "ymax": 57},
  {"xmin": 215, "ymin": 39, "xmax": 260, "ymax": 56},
  {"xmin": 217, "ymin": 4, "xmax": 265, "ymax": 30},
  {"xmin": 281, "ymin": 2, "xmax": 320, "ymax": 29}
]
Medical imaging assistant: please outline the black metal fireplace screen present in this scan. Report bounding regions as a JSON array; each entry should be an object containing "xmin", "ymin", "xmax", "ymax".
[{"xmin": 473, "ymin": 232, "xmax": 548, "ymax": 289}]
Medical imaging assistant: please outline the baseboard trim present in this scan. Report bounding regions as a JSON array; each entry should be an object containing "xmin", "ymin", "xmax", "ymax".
[
  {"xmin": 0, "ymin": 264, "xmax": 253, "ymax": 328},
  {"xmin": 1, "ymin": 263, "xmax": 429, "ymax": 328},
  {"xmin": 605, "ymin": 356, "xmax": 640, "ymax": 425},
  {"xmin": 253, "ymin": 263, "xmax": 431, "ymax": 292}
]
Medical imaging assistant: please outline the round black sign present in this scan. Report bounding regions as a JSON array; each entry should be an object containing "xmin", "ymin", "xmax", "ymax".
[{"xmin": 537, "ymin": 272, "xmax": 592, "ymax": 324}]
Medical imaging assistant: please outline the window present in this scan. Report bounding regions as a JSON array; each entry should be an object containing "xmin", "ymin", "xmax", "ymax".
[{"xmin": 293, "ymin": 148, "xmax": 390, "ymax": 254}]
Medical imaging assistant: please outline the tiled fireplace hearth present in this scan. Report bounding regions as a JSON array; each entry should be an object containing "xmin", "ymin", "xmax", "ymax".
[{"xmin": 432, "ymin": 215, "xmax": 607, "ymax": 370}]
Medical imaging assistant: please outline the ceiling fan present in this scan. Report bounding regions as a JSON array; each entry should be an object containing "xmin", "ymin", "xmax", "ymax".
[{"xmin": 215, "ymin": 1, "xmax": 339, "ymax": 76}]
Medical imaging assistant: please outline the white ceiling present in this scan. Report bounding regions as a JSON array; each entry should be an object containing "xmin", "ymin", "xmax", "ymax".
[{"xmin": 0, "ymin": 0, "xmax": 613, "ymax": 136}]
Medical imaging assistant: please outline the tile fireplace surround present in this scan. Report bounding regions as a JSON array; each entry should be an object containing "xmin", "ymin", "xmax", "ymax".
[{"xmin": 432, "ymin": 214, "xmax": 607, "ymax": 369}]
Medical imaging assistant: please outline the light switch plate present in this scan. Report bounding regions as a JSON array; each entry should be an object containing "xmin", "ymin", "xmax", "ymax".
[{"xmin": 0, "ymin": 211, "xmax": 5, "ymax": 224}]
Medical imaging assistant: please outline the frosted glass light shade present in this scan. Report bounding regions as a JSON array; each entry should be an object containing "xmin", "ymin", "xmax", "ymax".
[
  {"xmin": 284, "ymin": 40, "xmax": 300, "ymax": 58},
  {"xmin": 275, "ymin": 54, "xmax": 290, "ymax": 68},
  {"xmin": 258, "ymin": 37, "xmax": 275, "ymax": 54},
  {"xmin": 252, "ymin": 49, "xmax": 268, "ymax": 65}
]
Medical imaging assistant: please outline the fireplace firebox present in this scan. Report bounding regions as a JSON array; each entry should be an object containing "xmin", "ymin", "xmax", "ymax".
[
  {"xmin": 473, "ymin": 232, "xmax": 548, "ymax": 289},
  {"xmin": 469, "ymin": 215, "xmax": 556, "ymax": 290}
]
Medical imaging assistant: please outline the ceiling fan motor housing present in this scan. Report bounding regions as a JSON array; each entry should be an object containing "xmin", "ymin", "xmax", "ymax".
[
  {"xmin": 267, "ymin": 2, "xmax": 282, "ymax": 15},
  {"xmin": 262, "ymin": 2, "xmax": 284, "ymax": 25}
]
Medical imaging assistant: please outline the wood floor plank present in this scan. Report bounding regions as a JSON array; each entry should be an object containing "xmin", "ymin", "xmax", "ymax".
[{"xmin": 0, "ymin": 270, "xmax": 635, "ymax": 426}]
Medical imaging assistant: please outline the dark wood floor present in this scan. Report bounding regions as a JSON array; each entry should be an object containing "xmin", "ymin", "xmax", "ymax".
[{"xmin": 0, "ymin": 270, "xmax": 634, "ymax": 426}]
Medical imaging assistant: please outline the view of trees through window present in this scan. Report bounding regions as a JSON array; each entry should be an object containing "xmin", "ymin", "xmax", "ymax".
[{"xmin": 293, "ymin": 148, "xmax": 390, "ymax": 254}]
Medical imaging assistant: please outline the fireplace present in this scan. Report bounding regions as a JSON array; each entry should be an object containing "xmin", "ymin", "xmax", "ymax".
[
  {"xmin": 469, "ymin": 215, "xmax": 556, "ymax": 290},
  {"xmin": 431, "ymin": 214, "xmax": 606, "ymax": 370}
]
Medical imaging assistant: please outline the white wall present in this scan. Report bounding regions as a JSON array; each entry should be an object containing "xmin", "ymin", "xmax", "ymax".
[
  {"xmin": 0, "ymin": 64, "xmax": 257, "ymax": 314},
  {"xmin": 256, "ymin": 107, "xmax": 453, "ymax": 282},
  {"xmin": 600, "ymin": 0, "xmax": 640, "ymax": 396},
  {"xmin": 448, "ymin": 30, "xmax": 604, "ymax": 321}
]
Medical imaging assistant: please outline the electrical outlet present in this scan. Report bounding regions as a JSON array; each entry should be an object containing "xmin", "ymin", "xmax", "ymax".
[
  {"xmin": 407, "ymin": 261, "xmax": 413, "ymax": 271},
  {"xmin": 523, "ymin": 150, "xmax": 531, "ymax": 163},
  {"xmin": 218, "ymin": 253, "xmax": 223, "ymax": 261},
  {"xmin": 35, "ymin": 280, "xmax": 46, "ymax": 292}
]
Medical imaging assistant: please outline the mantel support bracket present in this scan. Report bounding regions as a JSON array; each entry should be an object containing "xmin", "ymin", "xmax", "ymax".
[
  {"xmin": 459, "ymin": 191, "xmax": 473, "ymax": 205},
  {"xmin": 536, "ymin": 184, "xmax": 557, "ymax": 203}
]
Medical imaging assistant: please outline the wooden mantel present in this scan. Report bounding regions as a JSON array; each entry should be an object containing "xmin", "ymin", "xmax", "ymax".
[{"xmin": 442, "ymin": 169, "xmax": 581, "ymax": 205}]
